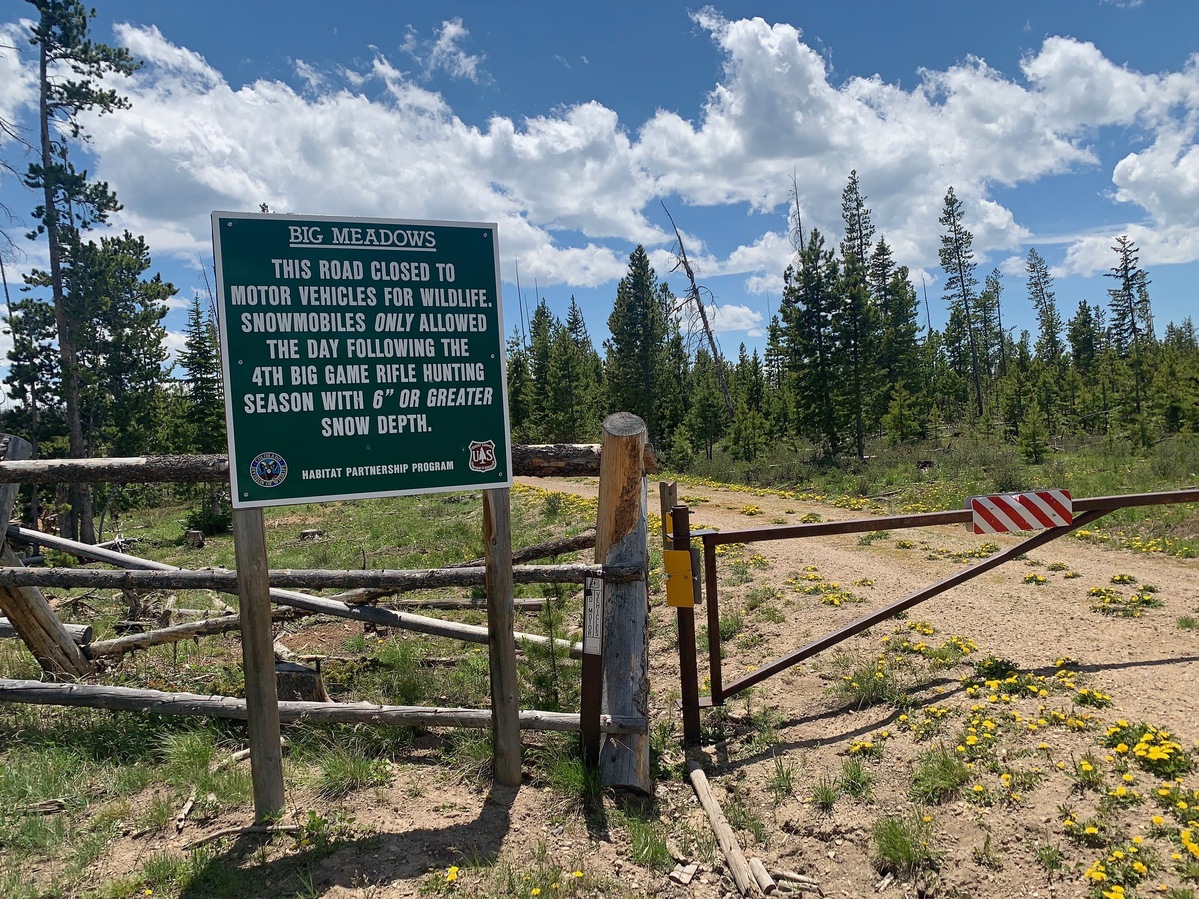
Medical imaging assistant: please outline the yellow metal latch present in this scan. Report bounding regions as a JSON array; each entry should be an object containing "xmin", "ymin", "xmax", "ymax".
[{"xmin": 663, "ymin": 549, "xmax": 697, "ymax": 608}]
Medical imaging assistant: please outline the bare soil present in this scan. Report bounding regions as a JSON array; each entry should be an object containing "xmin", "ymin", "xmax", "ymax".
[{"xmin": 92, "ymin": 476, "xmax": 1199, "ymax": 899}]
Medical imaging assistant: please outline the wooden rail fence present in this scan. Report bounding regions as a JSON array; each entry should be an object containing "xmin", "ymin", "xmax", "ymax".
[{"xmin": 0, "ymin": 418, "xmax": 656, "ymax": 814}]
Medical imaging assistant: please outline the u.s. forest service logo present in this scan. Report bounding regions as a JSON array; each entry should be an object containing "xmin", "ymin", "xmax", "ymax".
[
  {"xmin": 249, "ymin": 452, "xmax": 288, "ymax": 488},
  {"xmin": 468, "ymin": 439, "xmax": 497, "ymax": 473}
]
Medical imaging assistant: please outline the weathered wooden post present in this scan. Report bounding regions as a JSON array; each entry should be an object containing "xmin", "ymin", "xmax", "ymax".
[
  {"xmin": 484, "ymin": 487, "xmax": 522, "ymax": 786},
  {"xmin": 594, "ymin": 413, "xmax": 651, "ymax": 793},
  {"xmin": 232, "ymin": 507, "xmax": 285, "ymax": 821},
  {"xmin": 0, "ymin": 434, "xmax": 91, "ymax": 679}
]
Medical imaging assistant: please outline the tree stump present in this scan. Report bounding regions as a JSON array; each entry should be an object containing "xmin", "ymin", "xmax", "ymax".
[
  {"xmin": 185, "ymin": 530, "xmax": 205, "ymax": 548},
  {"xmin": 274, "ymin": 661, "xmax": 330, "ymax": 702}
]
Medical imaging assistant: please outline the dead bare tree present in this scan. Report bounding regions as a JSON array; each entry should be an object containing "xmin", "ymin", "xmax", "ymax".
[{"xmin": 661, "ymin": 203, "xmax": 735, "ymax": 419}]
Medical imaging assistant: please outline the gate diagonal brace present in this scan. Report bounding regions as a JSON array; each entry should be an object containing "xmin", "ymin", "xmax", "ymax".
[{"xmin": 701, "ymin": 508, "xmax": 1110, "ymax": 707}]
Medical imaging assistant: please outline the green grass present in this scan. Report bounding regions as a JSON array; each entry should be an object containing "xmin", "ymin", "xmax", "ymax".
[
  {"xmin": 839, "ymin": 758, "xmax": 873, "ymax": 800},
  {"xmin": 1033, "ymin": 840, "xmax": 1064, "ymax": 874},
  {"xmin": 910, "ymin": 745, "xmax": 972, "ymax": 804},
  {"xmin": 725, "ymin": 788, "xmax": 769, "ymax": 846},
  {"xmin": 810, "ymin": 775, "xmax": 839, "ymax": 812},
  {"xmin": 313, "ymin": 744, "xmax": 393, "ymax": 798},
  {"xmin": 719, "ymin": 609, "xmax": 745, "ymax": 641},
  {"xmin": 620, "ymin": 811, "xmax": 675, "ymax": 872},
  {"xmin": 871, "ymin": 812, "xmax": 940, "ymax": 875},
  {"xmin": 531, "ymin": 734, "xmax": 601, "ymax": 802},
  {"xmin": 767, "ymin": 754, "xmax": 795, "ymax": 803},
  {"xmin": 832, "ymin": 656, "xmax": 899, "ymax": 709}
]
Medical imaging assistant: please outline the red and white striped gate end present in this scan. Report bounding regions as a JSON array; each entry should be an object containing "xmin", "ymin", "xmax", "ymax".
[{"xmin": 969, "ymin": 489, "xmax": 1072, "ymax": 535}]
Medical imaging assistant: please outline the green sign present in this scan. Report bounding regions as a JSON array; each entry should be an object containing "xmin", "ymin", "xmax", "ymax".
[{"xmin": 212, "ymin": 212, "xmax": 511, "ymax": 508}]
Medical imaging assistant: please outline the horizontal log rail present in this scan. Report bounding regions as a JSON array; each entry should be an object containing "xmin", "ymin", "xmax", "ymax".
[
  {"xmin": 0, "ymin": 443, "xmax": 656, "ymax": 485},
  {"xmin": 0, "ymin": 562, "xmax": 643, "ymax": 591},
  {"xmin": 0, "ymin": 678, "xmax": 648, "ymax": 734},
  {"xmin": 700, "ymin": 488, "xmax": 1199, "ymax": 546},
  {"xmin": 9, "ymin": 526, "xmax": 590, "ymax": 658}
]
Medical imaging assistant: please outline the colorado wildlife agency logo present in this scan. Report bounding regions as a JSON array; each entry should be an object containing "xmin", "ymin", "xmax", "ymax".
[
  {"xmin": 249, "ymin": 451, "xmax": 288, "ymax": 488},
  {"xmin": 468, "ymin": 439, "xmax": 497, "ymax": 473}
]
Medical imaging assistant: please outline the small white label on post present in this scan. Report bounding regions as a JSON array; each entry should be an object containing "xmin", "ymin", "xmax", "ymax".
[{"xmin": 583, "ymin": 576, "xmax": 604, "ymax": 655}]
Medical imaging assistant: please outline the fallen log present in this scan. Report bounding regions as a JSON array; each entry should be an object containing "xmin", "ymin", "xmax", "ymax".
[
  {"xmin": 0, "ymin": 678, "xmax": 649, "ymax": 734},
  {"xmin": 366, "ymin": 597, "xmax": 549, "ymax": 611},
  {"xmin": 0, "ymin": 436, "xmax": 92, "ymax": 679},
  {"xmin": 749, "ymin": 858, "xmax": 777, "ymax": 895},
  {"xmin": 688, "ymin": 762, "xmax": 760, "ymax": 897},
  {"xmin": 85, "ymin": 611, "xmax": 301, "ymax": 660},
  {"xmin": 0, "ymin": 617, "xmax": 91, "ymax": 645}
]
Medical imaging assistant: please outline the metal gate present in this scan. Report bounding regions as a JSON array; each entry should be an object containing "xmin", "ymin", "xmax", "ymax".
[{"xmin": 668, "ymin": 487, "xmax": 1199, "ymax": 743}]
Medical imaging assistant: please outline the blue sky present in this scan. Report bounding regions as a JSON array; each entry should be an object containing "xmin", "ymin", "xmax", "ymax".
[{"xmin": 1, "ymin": 0, "xmax": 1197, "ymax": 371}]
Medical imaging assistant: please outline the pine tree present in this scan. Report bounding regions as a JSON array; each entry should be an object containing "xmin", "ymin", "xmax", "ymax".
[
  {"xmin": 1027, "ymin": 248, "xmax": 1063, "ymax": 364},
  {"xmin": 3, "ymin": 292, "xmax": 63, "ymax": 468},
  {"xmin": 980, "ymin": 268, "xmax": 1007, "ymax": 378},
  {"xmin": 882, "ymin": 381, "xmax": 920, "ymax": 445},
  {"xmin": 605, "ymin": 246, "xmax": 671, "ymax": 443},
  {"xmin": 177, "ymin": 293, "xmax": 225, "ymax": 453},
  {"xmin": 72, "ymin": 231, "xmax": 173, "ymax": 456},
  {"xmin": 656, "ymin": 317, "xmax": 690, "ymax": 462},
  {"xmin": 24, "ymin": 0, "xmax": 140, "ymax": 541},
  {"xmin": 724, "ymin": 397, "xmax": 769, "ymax": 462},
  {"xmin": 1067, "ymin": 301, "xmax": 1100, "ymax": 375},
  {"xmin": 730, "ymin": 344, "xmax": 766, "ymax": 413},
  {"xmin": 527, "ymin": 299, "xmax": 555, "ymax": 425},
  {"xmin": 1018, "ymin": 402, "xmax": 1049, "ymax": 464},
  {"xmin": 504, "ymin": 328, "xmax": 534, "ymax": 442},
  {"xmin": 839, "ymin": 171, "xmax": 879, "ymax": 459},
  {"xmin": 870, "ymin": 240, "xmax": 923, "ymax": 425},
  {"xmin": 544, "ymin": 298, "xmax": 603, "ymax": 442},
  {"xmin": 1105, "ymin": 235, "xmax": 1155, "ymax": 417},
  {"xmin": 2, "ymin": 294, "xmax": 61, "ymax": 528},
  {"xmin": 938, "ymin": 187, "xmax": 985, "ymax": 418},
  {"xmin": 684, "ymin": 349, "xmax": 727, "ymax": 460},
  {"xmin": 780, "ymin": 229, "xmax": 842, "ymax": 455}
]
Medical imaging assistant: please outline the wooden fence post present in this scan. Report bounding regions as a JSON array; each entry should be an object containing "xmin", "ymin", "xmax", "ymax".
[
  {"xmin": 0, "ymin": 435, "xmax": 91, "ymax": 679},
  {"xmin": 484, "ymin": 487, "xmax": 522, "ymax": 787},
  {"xmin": 594, "ymin": 413, "xmax": 651, "ymax": 794},
  {"xmin": 232, "ymin": 507, "xmax": 285, "ymax": 821}
]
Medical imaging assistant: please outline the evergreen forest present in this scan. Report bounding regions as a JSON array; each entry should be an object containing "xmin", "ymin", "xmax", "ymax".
[{"xmin": 3, "ymin": 1, "xmax": 1198, "ymax": 546}]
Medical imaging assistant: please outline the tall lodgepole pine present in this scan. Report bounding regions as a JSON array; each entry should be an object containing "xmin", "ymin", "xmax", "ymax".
[
  {"xmin": 24, "ymin": 0, "xmax": 139, "ymax": 542},
  {"xmin": 938, "ymin": 187, "xmax": 985, "ymax": 419}
]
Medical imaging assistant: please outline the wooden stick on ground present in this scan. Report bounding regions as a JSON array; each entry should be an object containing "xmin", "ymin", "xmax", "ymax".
[
  {"xmin": 687, "ymin": 762, "xmax": 760, "ymax": 897},
  {"xmin": 182, "ymin": 823, "xmax": 301, "ymax": 850},
  {"xmin": 748, "ymin": 858, "xmax": 777, "ymax": 894}
]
